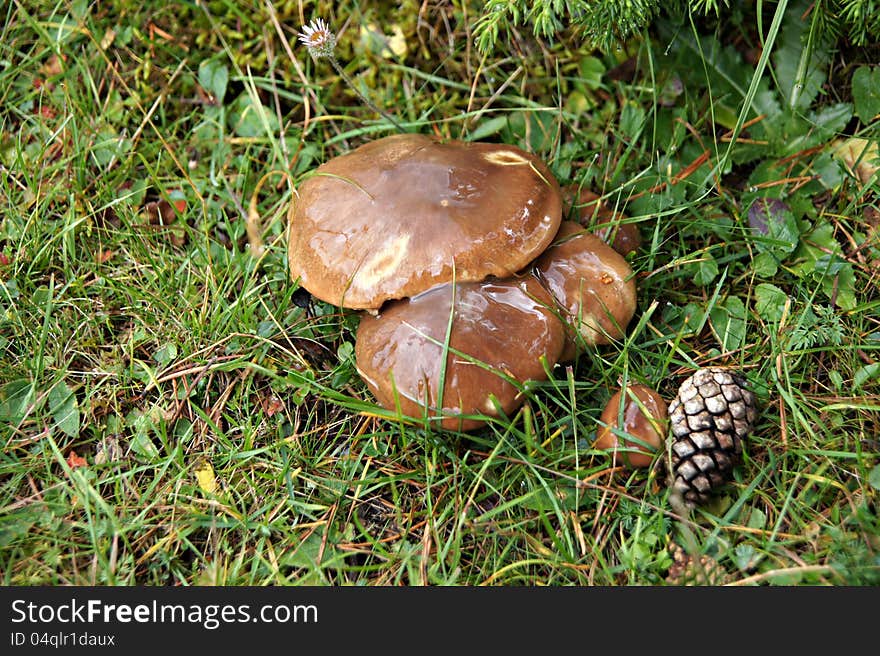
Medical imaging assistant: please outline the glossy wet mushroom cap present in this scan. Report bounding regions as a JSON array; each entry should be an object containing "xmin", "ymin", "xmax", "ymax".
[
  {"xmin": 562, "ymin": 186, "xmax": 642, "ymax": 257},
  {"xmin": 354, "ymin": 276, "xmax": 565, "ymax": 431},
  {"xmin": 594, "ymin": 384, "xmax": 668, "ymax": 469},
  {"xmin": 533, "ymin": 221, "xmax": 637, "ymax": 359},
  {"xmin": 288, "ymin": 133, "xmax": 563, "ymax": 310}
]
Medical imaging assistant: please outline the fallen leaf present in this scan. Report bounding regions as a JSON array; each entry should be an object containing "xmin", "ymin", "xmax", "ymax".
[
  {"xmin": 361, "ymin": 23, "xmax": 407, "ymax": 59},
  {"xmin": 832, "ymin": 138, "xmax": 879, "ymax": 186},
  {"xmin": 94, "ymin": 437, "xmax": 122, "ymax": 465},
  {"xmin": 864, "ymin": 206, "xmax": 879, "ymax": 231},
  {"xmin": 0, "ymin": 253, "xmax": 9, "ymax": 266},
  {"xmin": 260, "ymin": 394, "xmax": 284, "ymax": 417},
  {"xmin": 144, "ymin": 199, "xmax": 176, "ymax": 225},
  {"xmin": 100, "ymin": 28, "xmax": 116, "ymax": 51},
  {"xmin": 40, "ymin": 54, "xmax": 65, "ymax": 77},
  {"xmin": 67, "ymin": 450, "xmax": 87, "ymax": 469},
  {"xmin": 194, "ymin": 460, "xmax": 218, "ymax": 495}
]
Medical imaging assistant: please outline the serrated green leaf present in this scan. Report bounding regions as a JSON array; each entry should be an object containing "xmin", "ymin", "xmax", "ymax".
[
  {"xmin": 812, "ymin": 151, "xmax": 845, "ymax": 189},
  {"xmin": 754, "ymin": 283, "xmax": 789, "ymax": 324},
  {"xmin": 795, "ymin": 103, "xmax": 853, "ymax": 152},
  {"xmin": 0, "ymin": 509, "xmax": 38, "ymax": 548},
  {"xmin": 851, "ymin": 66, "xmax": 880, "ymax": 124},
  {"xmin": 747, "ymin": 506, "xmax": 767, "ymax": 530},
  {"xmin": 130, "ymin": 427, "xmax": 159, "ymax": 459},
  {"xmin": 733, "ymin": 543, "xmax": 762, "ymax": 572},
  {"xmin": 48, "ymin": 381, "xmax": 79, "ymax": 438}
]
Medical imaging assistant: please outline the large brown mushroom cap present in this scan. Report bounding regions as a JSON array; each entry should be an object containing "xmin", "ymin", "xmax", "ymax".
[
  {"xmin": 534, "ymin": 221, "xmax": 637, "ymax": 358},
  {"xmin": 355, "ymin": 276, "xmax": 565, "ymax": 431},
  {"xmin": 288, "ymin": 134, "xmax": 562, "ymax": 310},
  {"xmin": 562, "ymin": 186, "xmax": 642, "ymax": 257},
  {"xmin": 595, "ymin": 383, "xmax": 668, "ymax": 469}
]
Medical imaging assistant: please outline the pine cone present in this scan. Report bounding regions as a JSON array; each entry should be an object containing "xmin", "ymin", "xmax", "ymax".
[
  {"xmin": 666, "ymin": 542, "xmax": 729, "ymax": 585},
  {"xmin": 668, "ymin": 367, "xmax": 758, "ymax": 506}
]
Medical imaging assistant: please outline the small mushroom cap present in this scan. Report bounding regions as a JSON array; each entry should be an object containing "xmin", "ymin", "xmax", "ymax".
[
  {"xmin": 595, "ymin": 384, "xmax": 668, "ymax": 469},
  {"xmin": 289, "ymin": 134, "xmax": 562, "ymax": 310},
  {"xmin": 534, "ymin": 221, "xmax": 637, "ymax": 358},
  {"xmin": 355, "ymin": 276, "xmax": 565, "ymax": 431},
  {"xmin": 562, "ymin": 186, "xmax": 642, "ymax": 257}
]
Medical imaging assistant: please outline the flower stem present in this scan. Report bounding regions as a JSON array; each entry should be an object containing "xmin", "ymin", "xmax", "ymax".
[{"xmin": 327, "ymin": 55, "xmax": 406, "ymax": 133}]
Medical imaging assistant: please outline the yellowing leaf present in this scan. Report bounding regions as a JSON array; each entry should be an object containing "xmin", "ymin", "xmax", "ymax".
[
  {"xmin": 361, "ymin": 23, "xmax": 407, "ymax": 59},
  {"xmin": 832, "ymin": 138, "xmax": 879, "ymax": 186},
  {"xmin": 100, "ymin": 28, "xmax": 116, "ymax": 50},
  {"xmin": 194, "ymin": 460, "xmax": 217, "ymax": 495},
  {"xmin": 385, "ymin": 25, "xmax": 407, "ymax": 58}
]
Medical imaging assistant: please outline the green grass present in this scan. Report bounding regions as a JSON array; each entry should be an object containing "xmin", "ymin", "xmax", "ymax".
[{"xmin": 1, "ymin": 0, "xmax": 878, "ymax": 586}]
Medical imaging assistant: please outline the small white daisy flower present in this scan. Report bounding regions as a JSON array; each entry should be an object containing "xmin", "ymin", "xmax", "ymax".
[{"xmin": 297, "ymin": 18, "xmax": 337, "ymax": 59}]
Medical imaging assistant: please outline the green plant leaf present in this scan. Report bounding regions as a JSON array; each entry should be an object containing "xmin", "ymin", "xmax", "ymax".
[
  {"xmin": 854, "ymin": 363, "xmax": 880, "ymax": 392},
  {"xmin": 773, "ymin": 0, "xmax": 829, "ymax": 112},
  {"xmin": 754, "ymin": 282, "xmax": 789, "ymax": 324},
  {"xmin": 0, "ymin": 509, "xmax": 38, "ymax": 548},
  {"xmin": 467, "ymin": 115, "xmax": 507, "ymax": 141},
  {"xmin": 153, "ymin": 342, "xmax": 178, "ymax": 366},
  {"xmin": 795, "ymin": 103, "xmax": 852, "ymax": 153},
  {"xmin": 734, "ymin": 543, "xmax": 762, "ymax": 572},
  {"xmin": 792, "ymin": 224, "xmax": 857, "ymax": 309},
  {"xmin": 0, "ymin": 379, "xmax": 34, "ymax": 423},
  {"xmin": 619, "ymin": 103, "xmax": 646, "ymax": 141},
  {"xmin": 577, "ymin": 56, "xmax": 605, "ymax": 90},
  {"xmin": 198, "ymin": 58, "xmax": 229, "ymax": 104},
  {"xmin": 851, "ymin": 66, "xmax": 880, "ymax": 124},
  {"xmin": 48, "ymin": 381, "xmax": 79, "ymax": 438},
  {"xmin": 691, "ymin": 252, "xmax": 719, "ymax": 287},
  {"xmin": 869, "ymin": 464, "xmax": 880, "ymax": 492},
  {"xmin": 710, "ymin": 295, "xmax": 746, "ymax": 352},
  {"xmin": 748, "ymin": 197, "xmax": 800, "ymax": 258},
  {"xmin": 228, "ymin": 92, "xmax": 279, "ymax": 138}
]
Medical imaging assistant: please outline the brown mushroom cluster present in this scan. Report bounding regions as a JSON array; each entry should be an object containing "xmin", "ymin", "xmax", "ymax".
[
  {"xmin": 288, "ymin": 134, "xmax": 639, "ymax": 431},
  {"xmin": 595, "ymin": 383, "xmax": 668, "ymax": 469}
]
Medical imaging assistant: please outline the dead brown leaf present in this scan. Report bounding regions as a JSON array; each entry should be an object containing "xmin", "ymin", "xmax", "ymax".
[
  {"xmin": 40, "ymin": 54, "xmax": 65, "ymax": 77},
  {"xmin": 260, "ymin": 394, "xmax": 284, "ymax": 417},
  {"xmin": 144, "ymin": 199, "xmax": 177, "ymax": 225},
  {"xmin": 66, "ymin": 450, "xmax": 87, "ymax": 469}
]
